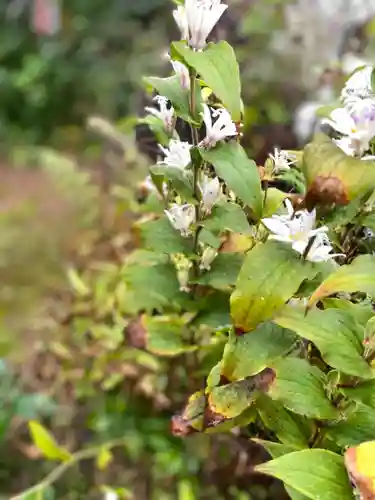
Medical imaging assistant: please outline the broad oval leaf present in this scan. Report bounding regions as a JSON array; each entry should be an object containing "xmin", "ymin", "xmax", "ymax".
[
  {"xmin": 308, "ymin": 254, "xmax": 375, "ymax": 308},
  {"xmin": 327, "ymin": 404, "xmax": 375, "ymax": 448},
  {"xmin": 221, "ymin": 323, "xmax": 297, "ymax": 380},
  {"xmin": 140, "ymin": 216, "xmax": 193, "ymax": 255},
  {"xmin": 194, "ymin": 253, "xmax": 244, "ymax": 291},
  {"xmin": 172, "ymin": 41, "xmax": 241, "ymax": 120},
  {"xmin": 231, "ymin": 241, "xmax": 317, "ymax": 332},
  {"xmin": 143, "ymin": 315, "xmax": 195, "ymax": 357},
  {"xmin": 303, "ymin": 134, "xmax": 375, "ymax": 204},
  {"xmin": 29, "ymin": 421, "xmax": 71, "ymax": 462},
  {"xmin": 255, "ymin": 449, "xmax": 353, "ymax": 500},
  {"xmin": 200, "ymin": 142, "xmax": 262, "ymax": 218},
  {"xmin": 274, "ymin": 307, "xmax": 373, "ymax": 378},
  {"xmin": 203, "ymin": 201, "xmax": 251, "ymax": 235},
  {"xmin": 256, "ymin": 394, "xmax": 312, "ymax": 448},
  {"xmin": 269, "ymin": 358, "xmax": 338, "ymax": 420}
]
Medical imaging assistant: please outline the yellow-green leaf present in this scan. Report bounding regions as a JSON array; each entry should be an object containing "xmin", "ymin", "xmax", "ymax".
[
  {"xmin": 29, "ymin": 421, "xmax": 71, "ymax": 462},
  {"xmin": 230, "ymin": 241, "xmax": 317, "ymax": 332},
  {"xmin": 255, "ymin": 450, "xmax": 353, "ymax": 500},
  {"xmin": 308, "ymin": 254, "xmax": 375, "ymax": 308},
  {"xmin": 96, "ymin": 447, "xmax": 113, "ymax": 471},
  {"xmin": 173, "ymin": 41, "xmax": 241, "ymax": 120}
]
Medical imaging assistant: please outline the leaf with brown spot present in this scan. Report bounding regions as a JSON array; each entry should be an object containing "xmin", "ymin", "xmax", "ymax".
[{"xmin": 303, "ymin": 134, "xmax": 375, "ymax": 208}]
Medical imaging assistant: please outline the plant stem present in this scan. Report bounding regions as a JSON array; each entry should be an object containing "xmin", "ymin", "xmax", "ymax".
[
  {"xmin": 10, "ymin": 438, "xmax": 129, "ymax": 499},
  {"xmin": 189, "ymin": 69, "xmax": 202, "ymax": 271}
]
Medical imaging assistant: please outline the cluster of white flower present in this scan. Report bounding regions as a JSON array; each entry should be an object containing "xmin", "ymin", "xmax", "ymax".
[
  {"xmin": 262, "ymin": 199, "xmax": 343, "ymax": 263},
  {"xmin": 142, "ymin": 1, "xmax": 236, "ymax": 242},
  {"xmin": 324, "ymin": 66, "xmax": 375, "ymax": 160}
]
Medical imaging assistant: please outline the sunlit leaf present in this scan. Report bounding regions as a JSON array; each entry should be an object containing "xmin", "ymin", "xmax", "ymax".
[
  {"xmin": 200, "ymin": 142, "xmax": 262, "ymax": 219},
  {"xmin": 231, "ymin": 241, "xmax": 317, "ymax": 332},
  {"xmin": 274, "ymin": 307, "xmax": 373, "ymax": 378},
  {"xmin": 173, "ymin": 41, "xmax": 241, "ymax": 120},
  {"xmin": 255, "ymin": 450, "xmax": 353, "ymax": 500},
  {"xmin": 29, "ymin": 421, "xmax": 71, "ymax": 462},
  {"xmin": 308, "ymin": 255, "xmax": 375, "ymax": 308}
]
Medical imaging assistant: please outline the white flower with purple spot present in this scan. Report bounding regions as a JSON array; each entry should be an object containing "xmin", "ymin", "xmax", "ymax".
[
  {"xmin": 173, "ymin": 0, "xmax": 228, "ymax": 51},
  {"xmin": 158, "ymin": 140, "xmax": 192, "ymax": 170},
  {"xmin": 199, "ymin": 105, "xmax": 237, "ymax": 148},
  {"xmin": 145, "ymin": 95, "xmax": 175, "ymax": 134},
  {"xmin": 341, "ymin": 66, "xmax": 374, "ymax": 110},
  {"xmin": 200, "ymin": 175, "xmax": 222, "ymax": 213},
  {"xmin": 165, "ymin": 203, "xmax": 196, "ymax": 237},
  {"xmin": 170, "ymin": 59, "xmax": 190, "ymax": 91}
]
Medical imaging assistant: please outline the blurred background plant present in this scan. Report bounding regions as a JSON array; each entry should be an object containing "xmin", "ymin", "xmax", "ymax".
[{"xmin": 2, "ymin": 0, "xmax": 375, "ymax": 499}]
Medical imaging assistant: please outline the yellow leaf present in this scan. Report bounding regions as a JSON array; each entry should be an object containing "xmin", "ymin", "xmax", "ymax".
[
  {"xmin": 29, "ymin": 421, "xmax": 72, "ymax": 462},
  {"xmin": 345, "ymin": 441, "xmax": 375, "ymax": 500},
  {"xmin": 96, "ymin": 447, "xmax": 113, "ymax": 471}
]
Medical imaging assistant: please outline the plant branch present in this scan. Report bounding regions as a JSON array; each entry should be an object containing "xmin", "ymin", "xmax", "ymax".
[{"xmin": 11, "ymin": 438, "xmax": 129, "ymax": 499}]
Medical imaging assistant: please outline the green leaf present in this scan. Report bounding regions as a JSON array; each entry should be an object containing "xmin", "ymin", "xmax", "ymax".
[
  {"xmin": 173, "ymin": 41, "xmax": 241, "ymax": 120},
  {"xmin": 221, "ymin": 323, "xmax": 296, "ymax": 380},
  {"xmin": 303, "ymin": 134, "xmax": 375, "ymax": 202},
  {"xmin": 342, "ymin": 380, "xmax": 375, "ymax": 409},
  {"xmin": 274, "ymin": 307, "xmax": 373, "ymax": 378},
  {"xmin": 195, "ymin": 253, "xmax": 244, "ymax": 290},
  {"xmin": 144, "ymin": 315, "xmax": 194, "ymax": 356},
  {"xmin": 322, "ymin": 298, "xmax": 373, "ymax": 328},
  {"xmin": 29, "ymin": 421, "xmax": 71, "ymax": 462},
  {"xmin": 198, "ymin": 228, "xmax": 222, "ymax": 249},
  {"xmin": 309, "ymin": 254, "xmax": 375, "ymax": 307},
  {"xmin": 200, "ymin": 142, "xmax": 262, "ymax": 218},
  {"xmin": 230, "ymin": 241, "xmax": 317, "ymax": 332},
  {"xmin": 253, "ymin": 439, "xmax": 301, "ymax": 459},
  {"xmin": 123, "ymin": 261, "xmax": 184, "ymax": 312},
  {"xmin": 208, "ymin": 378, "xmax": 259, "ymax": 419},
  {"xmin": 203, "ymin": 201, "xmax": 251, "ymax": 235},
  {"xmin": 192, "ymin": 291, "xmax": 231, "ymax": 329},
  {"xmin": 262, "ymin": 188, "xmax": 287, "ymax": 217},
  {"xmin": 140, "ymin": 217, "xmax": 192, "ymax": 255},
  {"xmin": 268, "ymin": 358, "xmax": 337, "ymax": 420},
  {"xmin": 145, "ymin": 75, "xmax": 201, "ymax": 123},
  {"xmin": 255, "ymin": 450, "xmax": 353, "ymax": 500},
  {"xmin": 326, "ymin": 404, "xmax": 375, "ymax": 447},
  {"xmin": 256, "ymin": 394, "xmax": 311, "ymax": 448}
]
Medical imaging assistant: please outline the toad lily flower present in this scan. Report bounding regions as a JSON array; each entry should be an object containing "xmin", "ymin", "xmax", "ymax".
[
  {"xmin": 269, "ymin": 147, "xmax": 296, "ymax": 173},
  {"xmin": 165, "ymin": 203, "xmax": 196, "ymax": 237},
  {"xmin": 200, "ymin": 175, "xmax": 222, "ymax": 213},
  {"xmin": 158, "ymin": 140, "xmax": 192, "ymax": 170},
  {"xmin": 262, "ymin": 207, "xmax": 342, "ymax": 262},
  {"xmin": 173, "ymin": 0, "xmax": 228, "ymax": 51},
  {"xmin": 341, "ymin": 66, "xmax": 374, "ymax": 110},
  {"xmin": 145, "ymin": 95, "xmax": 175, "ymax": 134},
  {"xmin": 199, "ymin": 105, "xmax": 237, "ymax": 148},
  {"xmin": 170, "ymin": 59, "xmax": 190, "ymax": 91},
  {"xmin": 200, "ymin": 246, "xmax": 218, "ymax": 271},
  {"xmin": 323, "ymin": 106, "xmax": 375, "ymax": 157}
]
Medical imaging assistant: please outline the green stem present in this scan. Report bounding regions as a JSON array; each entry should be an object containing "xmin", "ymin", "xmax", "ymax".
[
  {"xmin": 11, "ymin": 438, "xmax": 129, "ymax": 499},
  {"xmin": 189, "ymin": 69, "xmax": 202, "ymax": 271}
]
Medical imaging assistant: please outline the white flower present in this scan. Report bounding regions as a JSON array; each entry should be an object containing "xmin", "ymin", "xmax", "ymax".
[
  {"xmin": 165, "ymin": 203, "xmax": 196, "ymax": 237},
  {"xmin": 341, "ymin": 66, "xmax": 373, "ymax": 109},
  {"xmin": 158, "ymin": 140, "xmax": 192, "ymax": 170},
  {"xmin": 262, "ymin": 208, "xmax": 343, "ymax": 262},
  {"xmin": 323, "ymin": 106, "xmax": 375, "ymax": 156},
  {"xmin": 145, "ymin": 95, "xmax": 175, "ymax": 134},
  {"xmin": 170, "ymin": 59, "xmax": 190, "ymax": 90},
  {"xmin": 335, "ymin": 136, "xmax": 375, "ymax": 160},
  {"xmin": 200, "ymin": 175, "xmax": 221, "ymax": 213},
  {"xmin": 104, "ymin": 492, "xmax": 118, "ymax": 500},
  {"xmin": 304, "ymin": 233, "xmax": 344, "ymax": 263},
  {"xmin": 269, "ymin": 147, "xmax": 296, "ymax": 173},
  {"xmin": 173, "ymin": 0, "xmax": 228, "ymax": 51},
  {"xmin": 200, "ymin": 246, "xmax": 218, "ymax": 271},
  {"xmin": 199, "ymin": 105, "xmax": 237, "ymax": 148}
]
